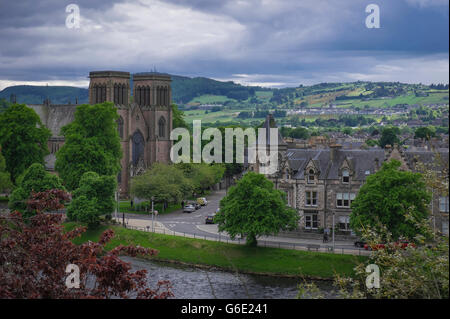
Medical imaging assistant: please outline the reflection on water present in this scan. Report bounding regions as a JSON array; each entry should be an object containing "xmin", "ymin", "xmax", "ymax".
[{"xmin": 123, "ymin": 256, "xmax": 336, "ymax": 299}]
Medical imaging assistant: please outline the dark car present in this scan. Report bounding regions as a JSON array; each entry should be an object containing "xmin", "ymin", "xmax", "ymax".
[
  {"xmin": 205, "ymin": 215, "xmax": 215, "ymax": 224},
  {"xmin": 354, "ymin": 241, "xmax": 366, "ymax": 248},
  {"xmin": 193, "ymin": 202, "xmax": 201, "ymax": 210}
]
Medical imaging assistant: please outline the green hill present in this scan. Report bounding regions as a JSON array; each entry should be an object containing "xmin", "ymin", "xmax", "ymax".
[{"xmin": 0, "ymin": 85, "xmax": 89, "ymax": 105}]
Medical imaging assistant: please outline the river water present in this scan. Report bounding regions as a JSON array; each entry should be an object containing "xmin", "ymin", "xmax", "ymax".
[{"xmin": 124, "ymin": 257, "xmax": 337, "ymax": 299}]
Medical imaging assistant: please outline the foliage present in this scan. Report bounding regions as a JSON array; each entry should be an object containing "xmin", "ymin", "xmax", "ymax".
[
  {"xmin": 0, "ymin": 207, "xmax": 172, "ymax": 298},
  {"xmin": 0, "ymin": 104, "xmax": 51, "ymax": 182},
  {"xmin": 177, "ymin": 162, "xmax": 225, "ymax": 195},
  {"xmin": 131, "ymin": 163, "xmax": 192, "ymax": 207},
  {"xmin": 171, "ymin": 103, "xmax": 188, "ymax": 129},
  {"xmin": 378, "ymin": 127, "xmax": 400, "ymax": 148},
  {"xmin": 215, "ymin": 172, "xmax": 299, "ymax": 246},
  {"xmin": 350, "ymin": 160, "xmax": 431, "ymax": 240},
  {"xmin": 67, "ymin": 171, "xmax": 116, "ymax": 228},
  {"xmin": 0, "ymin": 147, "xmax": 12, "ymax": 193},
  {"xmin": 298, "ymin": 215, "xmax": 448, "ymax": 299},
  {"xmin": 55, "ymin": 102, "xmax": 122, "ymax": 190},
  {"xmin": 414, "ymin": 126, "xmax": 436, "ymax": 140},
  {"xmin": 8, "ymin": 163, "xmax": 65, "ymax": 216}
]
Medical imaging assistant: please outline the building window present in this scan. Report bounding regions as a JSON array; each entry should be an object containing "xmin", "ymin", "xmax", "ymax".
[
  {"xmin": 442, "ymin": 221, "xmax": 449, "ymax": 236},
  {"xmin": 305, "ymin": 191, "xmax": 318, "ymax": 206},
  {"xmin": 342, "ymin": 169, "xmax": 350, "ymax": 183},
  {"xmin": 339, "ymin": 216, "xmax": 350, "ymax": 231},
  {"xmin": 304, "ymin": 212, "xmax": 318, "ymax": 230},
  {"xmin": 158, "ymin": 116, "xmax": 166, "ymax": 137},
  {"xmin": 307, "ymin": 169, "xmax": 315, "ymax": 184},
  {"xmin": 439, "ymin": 196, "xmax": 449, "ymax": 213},
  {"xmin": 337, "ymin": 193, "xmax": 356, "ymax": 208}
]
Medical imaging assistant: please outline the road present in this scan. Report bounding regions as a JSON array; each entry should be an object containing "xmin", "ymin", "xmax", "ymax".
[{"xmin": 121, "ymin": 189, "xmax": 364, "ymax": 253}]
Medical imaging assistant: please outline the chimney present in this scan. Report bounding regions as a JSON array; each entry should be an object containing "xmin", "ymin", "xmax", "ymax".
[{"xmin": 329, "ymin": 143, "xmax": 342, "ymax": 162}]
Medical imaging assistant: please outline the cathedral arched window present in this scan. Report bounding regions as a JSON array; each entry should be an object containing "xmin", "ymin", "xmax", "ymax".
[
  {"xmin": 132, "ymin": 130, "xmax": 145, "ymax": 165},
  {"xmin": 117, "ymin": 116, "xmax": 124, "ymax": 139},
  {"xmin": 158, "ymin": 116, "xmax": 166, "ymax": 137}
]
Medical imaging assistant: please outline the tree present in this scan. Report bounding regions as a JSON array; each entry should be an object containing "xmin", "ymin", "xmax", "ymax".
[
  {"xmin": 289, "ymin": 127, "xmax": 309, "ymax": 139},
  {"xmin": 215, "ymin": 172, "xmax": 298, "ymax": 246},
  {"xmin": 55, "ymin": 102, "xmax": 122, "ymax": 190},
  {"xmin": 378, "ymin": 127, "xmax": 400, "ymax": 148},
  {"xmin": 0, "ymin": 192, "xmax": 172, "ymax": 299},
  {"xmin": 8, "ymin": 163, "xmax": 65, "ymax": 216},
  {"xmin": 0, "ymin": 104, "xmax": 51, "ymax": 182},
  {"xmin": 0, "ymin": 147, "xmax": 12, "ymax": 193},
  {"xmin": 67, "ymin": 171, "xmax": 116, "ymax": 228},
  {"xmin": 131, "ymin": 163, "xmax": 192, "ymax": 209},
  {"xmin": 172, "ymin": 103, "xmax": 188, "ymax": 129},
  {"xmin": 350, "ymin": 160, "xmax": 431, "ymax": 240},
  {"xmin": 414, "ymin": 126, "xmax": 436, "ymax": 140},
  {"xmin": 177, "ymin": 163, "xmax": 224, "ymax": 195}
]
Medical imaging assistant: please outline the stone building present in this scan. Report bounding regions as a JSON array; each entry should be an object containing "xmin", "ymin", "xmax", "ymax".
[
  {"xmin": 28, "ymin": 70, "xmax": 173, "ymax": 195},
  {"xmin": 251, "ymin": 115, "xmax": 449, "ymax": 237}
]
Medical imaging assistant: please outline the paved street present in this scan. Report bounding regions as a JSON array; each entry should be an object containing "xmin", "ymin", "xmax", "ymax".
[{"xmin": 117, "ymin": 189, "xmax": 366, "ymax": 254}]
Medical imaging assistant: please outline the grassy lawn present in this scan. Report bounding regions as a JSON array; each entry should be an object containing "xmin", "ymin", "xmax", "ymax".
[{"xmin": 64, "ymin": 223, "xmax": 365, "ymax": 279}]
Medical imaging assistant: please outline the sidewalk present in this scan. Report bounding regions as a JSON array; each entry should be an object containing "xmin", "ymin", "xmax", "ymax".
[{"xmin": 115, "ymin": 216, "xmax": 369, "ymax": 256}]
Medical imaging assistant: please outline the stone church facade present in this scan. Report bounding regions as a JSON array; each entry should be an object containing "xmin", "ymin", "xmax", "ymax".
[{"xmin": 29, "ymin": 71, "xmax": 173, "ymax": 196}]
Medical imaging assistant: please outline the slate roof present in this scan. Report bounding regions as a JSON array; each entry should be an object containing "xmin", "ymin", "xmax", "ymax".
[
  {"xmin": 28, "ymin": 104, "xmax": 77, "ymax": 137},
  {"xmin": 287, "ymin": 148, "xmax": 385, "ymax": 181}
]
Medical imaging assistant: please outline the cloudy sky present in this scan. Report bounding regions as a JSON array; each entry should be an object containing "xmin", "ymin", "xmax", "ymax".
[{"xmin": 0, "ymin": 0, "xmax": 448, "ymax": 89}]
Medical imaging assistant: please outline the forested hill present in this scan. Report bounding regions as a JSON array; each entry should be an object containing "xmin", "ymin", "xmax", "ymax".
[
  {"xmin": 0, "ymin": 75, "xmax": 264, "ymax": 105},
  {"xmin": 0, "ymin": 85, "xmax": 89, "ymax": 105},
  {"xmin": 0, "ymin": 77, "xmax": 448, "ymax": 108}
]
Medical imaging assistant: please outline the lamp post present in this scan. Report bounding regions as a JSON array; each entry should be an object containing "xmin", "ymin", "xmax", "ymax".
[
  {"xmin": 332, "ymin": 212, "xmax": 335, "ymax": 252},
  {"xmin": 151, "ymin": 196, "xmax": 154, "ymax": 232}
]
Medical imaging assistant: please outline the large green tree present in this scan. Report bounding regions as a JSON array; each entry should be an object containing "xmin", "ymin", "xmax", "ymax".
[
  {"xmin": 378, "ymin": 127, "xmax": 400, "ymax": 148},
  {"xmin": 67, "ymin": 171, "xmax": 116, "ymax": 228},
  {"xmin": 0, "ymin": 104, "xmax": 51, "ymax": 182},
  {"xmin": 350, "ymin": 160, "xmax": 431, "ymax": 240},
  {"xmin": 215, "ymin": 172, "xmax": 298, "ymax": 246},
  {"xmin": 8, "ymin": 163, "xmax": 65, "ymax": 216},
  {"xmin": 0, "ymin": 147, "xmax": 12, "ymax": 193},
  {"xmin": 130, "ymin": 163, "xmax": 192, "ymax": 209},
  {"xmin": 55, "ymin": 102, "xmax": 122, "ymax": 190}
]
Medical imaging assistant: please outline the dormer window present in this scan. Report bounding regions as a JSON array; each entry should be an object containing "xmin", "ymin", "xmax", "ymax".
[
  {"xmin": 307, "ymin": 169, "xmax": 315, "ymax": 184},
  {"xmin": 342, "ymin": 169, "xmax": 350, "ymax": 183}
]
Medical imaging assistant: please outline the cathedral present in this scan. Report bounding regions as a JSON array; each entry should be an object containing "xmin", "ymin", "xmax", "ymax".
[{"xmin": 28, "ymin": 71, "xmax": 173, "ymax": 195}]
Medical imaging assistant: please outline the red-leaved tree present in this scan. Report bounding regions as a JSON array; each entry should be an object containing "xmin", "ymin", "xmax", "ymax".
[{"xmin": 0, "ymin": 189, "xmax": 173, "ymax": 299}]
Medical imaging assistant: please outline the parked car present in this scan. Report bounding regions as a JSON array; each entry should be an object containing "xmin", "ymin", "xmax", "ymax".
[
  {"xmin": 183, "ymin": 204, "xmax": 195, "ymax": 213},
  {"xmin": 354, "ymin": 241, "xmax": 366, "ymax": 248},
  {"xmin": 197, "ymin": 197, "xmax": 208, "ymax": 206},
  {"xmin": 205, "ymin": 214, "xmax": 215, "ymax": 224}
]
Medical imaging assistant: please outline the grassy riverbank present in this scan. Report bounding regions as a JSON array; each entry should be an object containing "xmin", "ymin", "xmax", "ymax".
[{"xmin": 64, "ymin": 222, "xmax": 365, "ymax": 279}]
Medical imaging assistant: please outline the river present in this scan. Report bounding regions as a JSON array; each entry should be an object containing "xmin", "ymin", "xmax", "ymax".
[{"xmin": 123, "ymin": 257, "xmax": 337, "ymax": 299}]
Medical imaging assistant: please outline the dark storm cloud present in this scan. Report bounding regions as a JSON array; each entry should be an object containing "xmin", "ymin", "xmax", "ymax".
[{"xmin": 0, "ymin": 0, "xmax": 448, "ymax": 88}]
